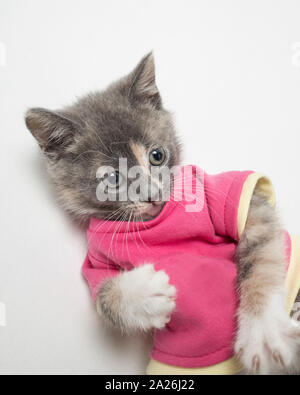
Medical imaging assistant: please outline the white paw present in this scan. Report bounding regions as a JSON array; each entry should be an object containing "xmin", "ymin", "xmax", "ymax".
[
  {"xmin": 118, "ymin": 264, "xmax": 176, "ymax": 332},
  {"xmin": 235, "ymin": 306, "xmax": 300, "ymax": 374}
]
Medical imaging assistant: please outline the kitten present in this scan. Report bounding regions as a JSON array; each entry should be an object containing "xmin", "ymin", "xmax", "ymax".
[{"xmin": 25, "ymin": 53, "xmax": 300, "ymax": 374}]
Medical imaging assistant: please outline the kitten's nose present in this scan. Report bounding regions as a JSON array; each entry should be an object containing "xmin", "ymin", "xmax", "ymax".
[
  {"xmin": 146, "ymin": 197, "xmax": 161, "ymax": 205},
  {"xmin": 151, "ymin": 200, "xmax": 162, "ymax": 206},
  {"xmin": 144, "ymin": 200, "xmax": 163, "ymax": 217}
]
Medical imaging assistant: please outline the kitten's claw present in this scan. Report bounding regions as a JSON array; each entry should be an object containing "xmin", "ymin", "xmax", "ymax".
[
  {"xmin": 272, "ymin": 351, "xmax": 284, "ymax": 367},
  {"xmin": 235, "ymin": 306, "xmax": 300, "ymax": 374},
  {"xmin": 252, "ymin": 356, "xmax": 260, "ymax": 373}
]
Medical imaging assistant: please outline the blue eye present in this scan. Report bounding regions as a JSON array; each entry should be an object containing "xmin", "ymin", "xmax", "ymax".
[{"xmin": 149, "ymin": 148, "xmax": 166, "ymax": 166}]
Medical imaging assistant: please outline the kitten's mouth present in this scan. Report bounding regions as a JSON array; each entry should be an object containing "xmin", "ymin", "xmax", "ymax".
[{"xmin": 136, "ymin": 202, "xmax": 164, "ymax": 221}]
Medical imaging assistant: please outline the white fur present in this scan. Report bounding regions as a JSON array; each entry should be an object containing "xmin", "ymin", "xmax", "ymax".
[
  {"xmin": 115, "ymin": 264, "xmax": 176, "ymax": 331},
  {"xmin": 235, "ymin": 292, "xmax": 300, "ymax": 374}
]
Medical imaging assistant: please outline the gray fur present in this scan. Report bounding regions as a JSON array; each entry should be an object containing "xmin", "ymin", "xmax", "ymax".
[
  {"xmin": 97, "ymin": 278, "xmax": 125, "ymax": 330},
  {"xmin": 236, "ymin": 189, "xmax": 286, "ymax": 316},
  {"xmin": 25, "ymin": 53, "xmax": 181, "ymax": 223},
  {"xmin": 236, "ymin": 189, "xmax": 285, "ymax": 288}
]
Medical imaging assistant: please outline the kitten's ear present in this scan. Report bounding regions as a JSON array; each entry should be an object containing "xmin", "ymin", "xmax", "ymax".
[
  {"xmin": 128, "ymin": 52, "xmax": 162, "ymax": 109},
  {"xmin": 25, "ymin": 108, "xmax": 77, "ymax": 156}
]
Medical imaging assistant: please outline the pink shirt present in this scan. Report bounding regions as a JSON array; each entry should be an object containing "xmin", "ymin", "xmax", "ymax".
[{"xmin": 82, "ymin": 165, "xmax": 290, "ymax": 368}]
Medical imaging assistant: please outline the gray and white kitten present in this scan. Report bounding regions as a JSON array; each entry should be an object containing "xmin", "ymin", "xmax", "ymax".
[{"xmin": 25, "ymin": 53, "xmax": 300, "ymax": 374}]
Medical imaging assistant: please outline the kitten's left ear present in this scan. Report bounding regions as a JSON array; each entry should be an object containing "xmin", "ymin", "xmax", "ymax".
[
  {"xmin": 25, "ymin": 108, "xmax": 78, "ymax": 157},
  {"xmin": 128, "ymin": 52, "xmax": 162, "ymax": 109}
]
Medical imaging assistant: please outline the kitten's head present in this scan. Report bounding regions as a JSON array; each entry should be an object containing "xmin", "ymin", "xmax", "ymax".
[{"xmin": 25, "ymin": 53, "xmax": 181, "ymax": 223}]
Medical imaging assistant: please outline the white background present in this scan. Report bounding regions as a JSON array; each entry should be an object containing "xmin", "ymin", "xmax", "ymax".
[{"xmin": 1, "ymin": 0, "xmax": 300, "ymax": 374}]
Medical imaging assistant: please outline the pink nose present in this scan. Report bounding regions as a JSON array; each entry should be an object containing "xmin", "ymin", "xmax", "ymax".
[{"xmin": 152, "ymin": 201, "xmax": 162, "ymax": 206}]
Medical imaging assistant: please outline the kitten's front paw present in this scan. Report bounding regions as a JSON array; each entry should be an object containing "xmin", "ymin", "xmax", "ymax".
[
  {"xmin": 98, "ymin": 264, "xmax": 176, "ymax": 333},
  {"xmin": 235, "ymin": 312, "xmax": 300, "ymax": 374}
]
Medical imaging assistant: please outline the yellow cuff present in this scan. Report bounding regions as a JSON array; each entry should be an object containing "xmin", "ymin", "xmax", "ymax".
[{"xmin": 146, "ymin": 355, "xmax": 242, "ymax": 375}]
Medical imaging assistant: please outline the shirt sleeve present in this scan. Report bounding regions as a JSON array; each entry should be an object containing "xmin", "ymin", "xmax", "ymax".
[
  {"xmin": 204, "ymin": 171, "xmax": 275, "ymax": 241},
  {"xmin": 82, "ymin": 254, "xmax": 120, "ymax": 303}
]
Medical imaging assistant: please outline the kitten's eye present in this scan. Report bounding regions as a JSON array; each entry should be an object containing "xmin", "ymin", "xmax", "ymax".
[
  {"xmin": 149, "ymin": 148, "xmax": 166, "ymax": 166},
  {"xmin": 106, "ymin": 171, "xmax": 121, "ymax": 188}
]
